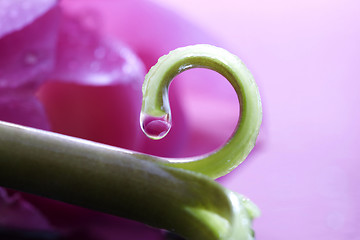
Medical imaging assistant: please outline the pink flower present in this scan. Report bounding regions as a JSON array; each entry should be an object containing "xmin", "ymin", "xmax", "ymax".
[{"xmin": 1, "ymin": 0, "xmax": 239, "ymax": 239}]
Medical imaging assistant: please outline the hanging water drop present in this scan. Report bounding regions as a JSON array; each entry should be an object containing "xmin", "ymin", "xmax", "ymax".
[{"xmin": 140, "ymin": 112, "xmax": 171, "ymax": 140}]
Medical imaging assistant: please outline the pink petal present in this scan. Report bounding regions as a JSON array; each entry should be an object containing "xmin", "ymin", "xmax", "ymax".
[
  {"xmin": 38, "ymin": 2, "xmax": 192, "ymax": 157},
  {"xmin": 61, "ymin": 0, "xmax": 218, "ymax": 69},
  {"xmin": 60, "ymin": 0, "xmax": 235, "ymax": 158},
  {"xmin": 38, "ymin": 82, "xmax": 141, "ymax": 150},
  {"xmin": 50, "ymin": 13, "xmax": 145, "ymax": 86},
  {"xmin": 0, "ymin": 0, "xmax": 57, "ymax": 38},
  {"xmin": 38, "ymin": 9, "xmax": 150, "ymax": 150},
  {"xmin": 36, "ymin": 9, "xmax": 145, "ymax": 149},
  {"xmin": 0, "ymin": 6, "xmax": 59, "ymax": 90},
  {"xmin": 20, "ymin": 192, "xmax": 164, "ymax": 240},
  {"xmin": 0, "ymin": 90, "xmax": 50, "ymax": 130},
  {"xmin": 0, "ymin": 188, "xmax": 52, "ymax": 230},
  {"xmin": 0, "ymin": 1, "xmax": 59, "ymax": 130}
]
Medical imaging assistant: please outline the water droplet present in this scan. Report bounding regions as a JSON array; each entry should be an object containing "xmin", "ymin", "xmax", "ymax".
[
  {"xmin": 23, "ymin": 53, "xmax": 38, "ymax": 66},
  {"xmin": 140, "ymin": 113, "xmax": 171, "ymax": 140}
]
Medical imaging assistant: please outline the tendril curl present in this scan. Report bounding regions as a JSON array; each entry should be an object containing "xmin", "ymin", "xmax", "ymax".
[{"xmin": 139, "ymin": 44, "xmax": 262, "ymax": 179}]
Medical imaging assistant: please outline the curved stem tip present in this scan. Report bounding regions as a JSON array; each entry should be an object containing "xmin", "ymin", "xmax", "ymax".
[{"xmin": 140, "ymin": 44, "xmax": 262, "ymax": 178}]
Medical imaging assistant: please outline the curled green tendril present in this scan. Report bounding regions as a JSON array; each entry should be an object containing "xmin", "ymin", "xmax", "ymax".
[
  {"xmin": 0, "ymin": 45, "xmax": 262, "ymax": 240},
  {"xmin": 139, "ymin": 44, "xmax": 262, "ymax": 179}
]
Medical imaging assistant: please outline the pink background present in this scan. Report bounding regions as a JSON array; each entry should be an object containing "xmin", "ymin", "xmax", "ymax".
[{"xmin": 152, "ymin": 0, "xmax": 360, "ymax": 239}]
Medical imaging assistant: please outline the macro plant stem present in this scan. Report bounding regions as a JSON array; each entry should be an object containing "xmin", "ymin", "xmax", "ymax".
[
  {"xmin": 0, "ymin": 121, "xmax": 257, "ymax": 240},
  {"xmin": 0, "ymin": 45, "xmax": 262, "ymax": 239}
]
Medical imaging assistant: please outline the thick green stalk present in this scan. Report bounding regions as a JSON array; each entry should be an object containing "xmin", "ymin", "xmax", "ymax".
[
  {"xmin": 140, "ymin": 44, "xmax": 262, "ymax": 179},
  {"xmin": 0, "ymin": 121, "xmax": 258, "ymax": 240}
]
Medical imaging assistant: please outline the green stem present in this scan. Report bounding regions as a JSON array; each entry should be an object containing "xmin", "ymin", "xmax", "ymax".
[
  {"xmin": 0, "ymin": 121, "xmax": 258, "ymax": 240},
  {"xmin": 140, "ymin": 44, "xmax": 262, "ymax": 179}
]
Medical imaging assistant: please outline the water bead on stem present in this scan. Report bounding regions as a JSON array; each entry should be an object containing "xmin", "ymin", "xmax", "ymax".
[{"xmin": 140, "ymin": 112, "xmax": 171, "ymax": 140}]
